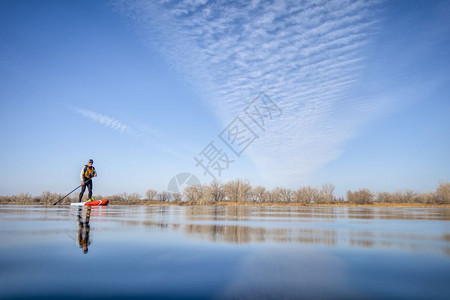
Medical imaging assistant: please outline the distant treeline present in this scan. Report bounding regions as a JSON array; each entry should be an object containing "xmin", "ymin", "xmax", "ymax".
[{"xmin": 1, "ymin": 180, "xmax": 449, "ymax": 205}]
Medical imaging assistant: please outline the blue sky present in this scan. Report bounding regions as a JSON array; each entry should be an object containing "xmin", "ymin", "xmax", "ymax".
[{"xmin": 0, "ymin": 0, "xmax": 449, "ymax": 197}]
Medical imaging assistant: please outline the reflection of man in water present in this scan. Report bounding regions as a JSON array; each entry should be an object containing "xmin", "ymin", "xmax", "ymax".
[{"xmin": 77, "ymin": 207, "xmax": 91, "ymax": 254}]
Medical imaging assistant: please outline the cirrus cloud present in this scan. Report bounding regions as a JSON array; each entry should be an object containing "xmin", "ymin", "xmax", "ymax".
[{"xmin": 114, "ymin": 0, "xmax": 386, "ymax": 185}]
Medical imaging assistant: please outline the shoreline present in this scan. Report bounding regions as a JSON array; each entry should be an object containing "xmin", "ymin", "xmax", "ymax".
[{"xmin": 1, "ymin": 201, "xmax": 450, "ymax": 208}]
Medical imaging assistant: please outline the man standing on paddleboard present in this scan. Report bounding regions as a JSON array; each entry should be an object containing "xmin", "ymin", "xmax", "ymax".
[{"xmin": 79, "ymin": 159, "xmax": 97, "ymax": 202}]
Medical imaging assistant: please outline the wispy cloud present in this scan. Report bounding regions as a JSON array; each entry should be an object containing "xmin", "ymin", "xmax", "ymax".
[
  {"xmin": 71, "ymin": 106, "xmax": 184, "ymax": 157},
  {"xmin": 71, "ymin": 107, "xmax": 141, "ymax": 138},
  {"xmin": 115, "ymin": 0, "xmax": 385, "ymax": 185}
]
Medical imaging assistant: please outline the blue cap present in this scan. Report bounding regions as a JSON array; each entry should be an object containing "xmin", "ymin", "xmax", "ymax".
[{"xmin": 88, "ymin": 159, "xmax": 94, "ymax": 163}]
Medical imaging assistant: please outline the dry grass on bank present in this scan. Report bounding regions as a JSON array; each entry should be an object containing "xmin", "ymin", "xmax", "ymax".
[{"xmin": 1, "ymin": 198, "xmax": 449, "ymax": 208}]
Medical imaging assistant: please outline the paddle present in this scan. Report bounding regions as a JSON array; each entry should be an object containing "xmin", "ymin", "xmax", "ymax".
[{"xmin": 53, "ymin": 178, "xmax": 92, "ymax": 205}]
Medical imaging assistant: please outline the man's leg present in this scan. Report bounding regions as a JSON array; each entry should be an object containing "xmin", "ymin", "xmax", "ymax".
[
  {"xmin": 87, "ymin": 180, "xmax": 93, "ymax": 199},
  {"xmin": 79, "ymin": 183, "xmax": 86, "ymax": 202}
]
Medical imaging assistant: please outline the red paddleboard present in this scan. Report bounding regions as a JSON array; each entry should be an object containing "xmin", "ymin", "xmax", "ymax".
[{"xmin": 70, "ymin": 199, "xmax": 109, "ymax": 206}]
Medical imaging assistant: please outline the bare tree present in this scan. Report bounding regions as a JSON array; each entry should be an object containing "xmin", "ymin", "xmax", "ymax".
[
  {"xmin": 206, "ymin": 181, "xmax": 225, "ymax": 203},
  {"xmin": 392, "ymin": 191, "xmax": 404, "ymax": 203},
  {"xmin": 403, "ymin": 190, "xmax": 420, "ymax": 203},
  {"xmin": 347, "ymin": 189, "xmax": 373, "ymax": 204},
  {"xmin": 128, "ymin": 193, "xmax": 142, "ymax": 202},
  {"xmin": 158, "ymin": 191, "xmax": 171, "ymax": 202},
  {"xmin": 184, "ymin": 185, "xmax": 197, "ymax": 203},
  {"xmin": 12, "ymin": 193, "xmax": 34, "ymax": 204},
  {"xmin": 418, "ymin": 192, "xmax": 437, "ymax": 204},
  {"xmin": 196, "ymin": 184, "xmax": 207, "ymax": 204},
  {"xmin": 183, "ymin": 184, "xmax": 206, "ymax": 204},
  {"xmin": 145, "ymin": 189, "xmax": 158, "ymax": 201},
  {"xmin": 279, "ymin": 188, "xmax": 294, "ymax": 203},
  {"xmin": 171, "ymin": 192, "xmax": 182, "ymax": 203},
  {"xmin": 223, "ymin": 179, "xmax": 251, "ymax": 203},
  {"xmin": 250, "ymin": 185, "xmax": 266, "ymax": 202},
  {"xmin": 436, "ymin": 181, "xmax": 450, "ymax": 204},
  {"xmin": 293, "ymin": 187, "xmax": 316, "ymax": 204},
  {"xmin": 39, "ymin": 191, "xmax": 60, "ymax": 204},
  {"xmin": 318, "ymin": 183, "xmax": 335, "ymax": 204},
  {"xmin": 376, "ymin": 192, "xmax": 394, "ymax": 203},
  {"xmin": 269, "ymin": 187, "xmax": 282, "ymax": 203},
  {"xmin": 120, "ymin": 192, "xmax": 129, "ymax": 201},
  {"xmin": 223, "ymin": 181, "xmax": 235, "ymax": 202}
]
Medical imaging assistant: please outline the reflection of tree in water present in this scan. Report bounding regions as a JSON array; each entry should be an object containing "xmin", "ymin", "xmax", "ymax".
[
  {"xmin": 183, "ymin": 206, "xmax": 339, "ymax": 245},
  {"xmin": 347, "ymin": 207, "xmax": 450, "ymax": 220},
  {"xmin": 182, "ymin": 220, "xmax": 450, "ymax": 254},
  {"xmin": 184, "ymin": 224, "xmax": 265, "ymax": 244},
  {"xmin": 104, "ymin": 205, "xmax": 449, "ymax": 255},
  {"xmin": 117, "ymin": 206, "xmax": 172, "ymax": 228},
  {"xmin": 180, "ymin": 206, "xmax": 449, "ymax": 254},
  {"xmin": 183, "ymin": 223, "xmax": 338, "ymax": 245}
]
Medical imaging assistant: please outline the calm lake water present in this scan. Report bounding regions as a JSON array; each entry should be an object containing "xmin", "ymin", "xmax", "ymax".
[{"xmin": 0, "ymin": 205, "xmax": 449, "ymax": 299}]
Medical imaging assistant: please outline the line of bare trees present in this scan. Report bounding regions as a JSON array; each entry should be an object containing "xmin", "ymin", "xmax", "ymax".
[
  {"xmin": 173, "ymin": 180, "xmax": 449, "ymax": 205},
  {"xmin": 1, "ymin": 180, "xmax": 449, "ymax": 205}
]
